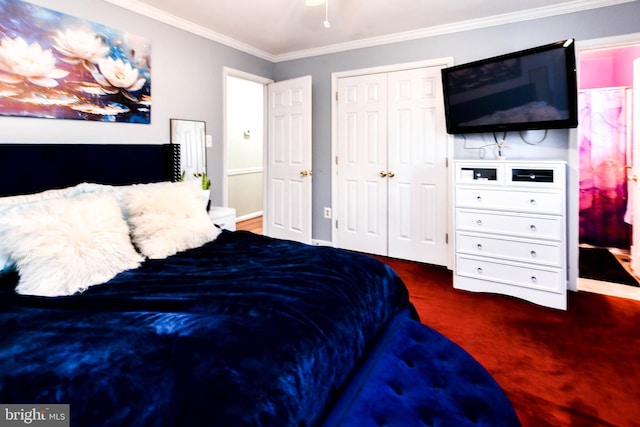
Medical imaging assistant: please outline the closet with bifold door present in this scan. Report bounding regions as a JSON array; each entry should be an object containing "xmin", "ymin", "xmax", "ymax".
[{"xmin": 335, "ymin": 65, "xmax": 449, "ymax": 266}]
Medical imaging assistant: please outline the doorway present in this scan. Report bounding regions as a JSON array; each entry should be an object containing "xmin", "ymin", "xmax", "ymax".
[
  {"xmin": 577, "ymin": 39, "xmax": 640, "ymax": 301},
  {"xmin": 223, "ymin": 68, "xmax": 314, "ymax": 244},
  {"xmin": 223, "ymin": 68, "xmax": 270, "ymax": 223}
]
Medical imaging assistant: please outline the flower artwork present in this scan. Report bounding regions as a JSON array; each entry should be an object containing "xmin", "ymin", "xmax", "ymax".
[{"xmin": 0, "ymin": 0, "xmax": 151, "ymax": 123}]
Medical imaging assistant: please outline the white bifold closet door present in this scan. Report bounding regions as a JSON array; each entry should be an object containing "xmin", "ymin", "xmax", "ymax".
[{"xmin": 336, "ymin": 66, "xmax": 448, "ymax": 265}]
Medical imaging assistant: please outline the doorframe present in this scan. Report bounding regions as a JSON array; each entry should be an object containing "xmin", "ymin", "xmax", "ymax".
[
  {"xmin": 222, "ymin": 67, "xmax": 273, "ymax": 214},
  {"xmin": 330, "ymin": 57, "xmax": 455, "ymax": 268},
  {"xmin": 568, "ymin": 33, "xmax": 640, "ymax": 292}
]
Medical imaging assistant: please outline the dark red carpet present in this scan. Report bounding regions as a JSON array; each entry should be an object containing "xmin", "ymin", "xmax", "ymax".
[{"xmin": 376, "ymin": 256, "xmax": 640, "ymax": 427}]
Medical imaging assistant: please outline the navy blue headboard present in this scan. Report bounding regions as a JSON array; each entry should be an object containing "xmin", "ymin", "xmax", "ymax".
[{"xmin": 0, "ymin": 144, "xmax": 180, "ymax": 197}]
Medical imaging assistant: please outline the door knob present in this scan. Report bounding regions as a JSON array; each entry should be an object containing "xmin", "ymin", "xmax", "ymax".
[
  {"xmin": 300, "ymin": 170, "xmax": 312, "ymax": 177},
  {"xmin": 379, "ymin": 171, "xmax": 388, "ymax": 177},
  {"xmin": 387, "ymin": 171, "xmax": 395, "ymax": 178},
  {"xmin": 379, "ymin": 171, "xmax": 395, "ymax": 178}
]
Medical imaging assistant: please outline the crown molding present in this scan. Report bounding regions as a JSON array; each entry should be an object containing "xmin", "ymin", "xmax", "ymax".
[
  {"xmin": 102, "ymin": 0, "xmax": 636, "ymax": 64},
  {"xmin": 274, "ymin": 0, "xmax": 637, "ymax": 62},
  {"xmin": 101, "ymin": 0, "xmax": 275, "ymax": 61}
]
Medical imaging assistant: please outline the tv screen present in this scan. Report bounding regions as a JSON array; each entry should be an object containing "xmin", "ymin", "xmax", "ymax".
[{"xmin": 442, "ymin": 39, "xmax": 578, "ymax": 134}]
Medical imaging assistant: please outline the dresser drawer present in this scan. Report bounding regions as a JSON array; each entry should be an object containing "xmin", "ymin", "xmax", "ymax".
[
  {"xmin": 456, "ymin": 255, "xmax": 564, "ymax": 293},
  {"xmin": 456, "ymin": 187, "xmax": 564, "ymax": 214},
  {"xmin": 456, "ymin": 232, "xmax": 563, "ymax": 266},
  {"xmin": 456, "ymin": 209, "xmax": 563, "ymax": 240}
]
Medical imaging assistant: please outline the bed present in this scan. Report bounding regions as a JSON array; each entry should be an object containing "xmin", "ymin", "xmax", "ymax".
[{"xmin": 0, "ymin": 144, "xmax": 520, "ymax": 427}]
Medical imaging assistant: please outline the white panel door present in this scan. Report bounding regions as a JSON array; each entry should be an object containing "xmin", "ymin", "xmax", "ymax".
[
  {"xmin": 266, "ymin": 76, "xmax": 312, "ymax": 243},
  {"xmin": 336, "ymin": 73, "xmax": 388, "ymax": 255},
  {"xmin": 387, "ymin": 67, "xmax": 448, "ymax": 264}
]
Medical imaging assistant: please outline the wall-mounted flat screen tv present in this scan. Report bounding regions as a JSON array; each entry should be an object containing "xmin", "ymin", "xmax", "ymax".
[{"xmin": 442, "ymin": 39, "xmax": 578, "ymax": 134}]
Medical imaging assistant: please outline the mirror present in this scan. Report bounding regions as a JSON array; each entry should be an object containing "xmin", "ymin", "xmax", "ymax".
[{"xmin": 170, "ymin": 119, "xmax": 206, "ymax": 182}]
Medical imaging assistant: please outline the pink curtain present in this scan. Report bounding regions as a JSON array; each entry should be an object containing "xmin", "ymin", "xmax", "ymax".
[{"xmin": 579, "ymin": 88, "xmax": 630, "ymax": 248}]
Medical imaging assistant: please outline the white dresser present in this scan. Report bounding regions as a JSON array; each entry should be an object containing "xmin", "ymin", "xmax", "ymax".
[
  {"xmin": 209, "ymin": 206, "xmax": 237, "ymax": 231},
  {"xmin": 453, "ymin": 160, "xmax": 567, "ymax": 310}
]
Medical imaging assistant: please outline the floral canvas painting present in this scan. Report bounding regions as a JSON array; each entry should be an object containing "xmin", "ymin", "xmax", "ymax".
[{"xmin": 0, "ymin": 0, "xmax": 151, "ymax": 123}]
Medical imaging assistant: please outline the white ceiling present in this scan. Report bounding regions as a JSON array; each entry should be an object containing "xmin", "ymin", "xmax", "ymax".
[{"xmin": 103, "ymin": 0, "xmax": 633, "ymax": 61}]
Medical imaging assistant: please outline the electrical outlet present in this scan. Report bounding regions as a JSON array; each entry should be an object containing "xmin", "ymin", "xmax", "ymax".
[{"xmin": 323, "ymin": 207, "xmax": 332, "ymax": 219}]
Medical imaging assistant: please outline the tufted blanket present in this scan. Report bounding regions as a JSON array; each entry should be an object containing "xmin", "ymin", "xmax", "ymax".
[{"xmin": 0, "ymin": 231, "xmax": 412, "ymax": 427}]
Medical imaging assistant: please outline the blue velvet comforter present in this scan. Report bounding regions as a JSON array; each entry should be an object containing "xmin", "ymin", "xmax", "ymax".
[{"xmin": 0, "ymin": 231, "xmax": 413, "ymax": 427}]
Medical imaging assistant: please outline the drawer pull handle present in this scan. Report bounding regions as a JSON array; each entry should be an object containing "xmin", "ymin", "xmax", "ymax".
[
  {"xmin": 476, "ymin": 220, "xmax": 483, "ymax": 226},
  {"xmin": 530, "ymin": 199, "xmax": 537, "ymax": 206},
  {"xmin": 476, "ymin": 196, "xmax": 482, "ymax": 202},
  {"xmin": 477, "ymin": 244, "xmax": 483, "ymax": 251},
  {"xmin": 530, "ymin": 224, "xmax": 537, "ymax": 232},
  {"xmin": 531, "ymin": 250, "xmax": 537, "ymax": 258},
  {"xmin": 477, "ymin": 267, "xmax": 483, "ymax": 274},
  {"xmin": 531, "ymin": 276, "xmax": 538, "ymax": 283}
]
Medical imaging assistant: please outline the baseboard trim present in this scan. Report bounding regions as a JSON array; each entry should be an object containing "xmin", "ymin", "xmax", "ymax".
[{"xmin": 235, "ymin": 211, "xmax": 263, "ymax": 222}]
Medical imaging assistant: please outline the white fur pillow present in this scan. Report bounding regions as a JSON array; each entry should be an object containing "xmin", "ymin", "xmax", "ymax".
[
  {"xmin": 0, "ymin": 193, "xmax": 144, "ymax": 297},
  {"xmin": 124, "ymin": 181, "xmax": 220, "ymax": 259}
]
